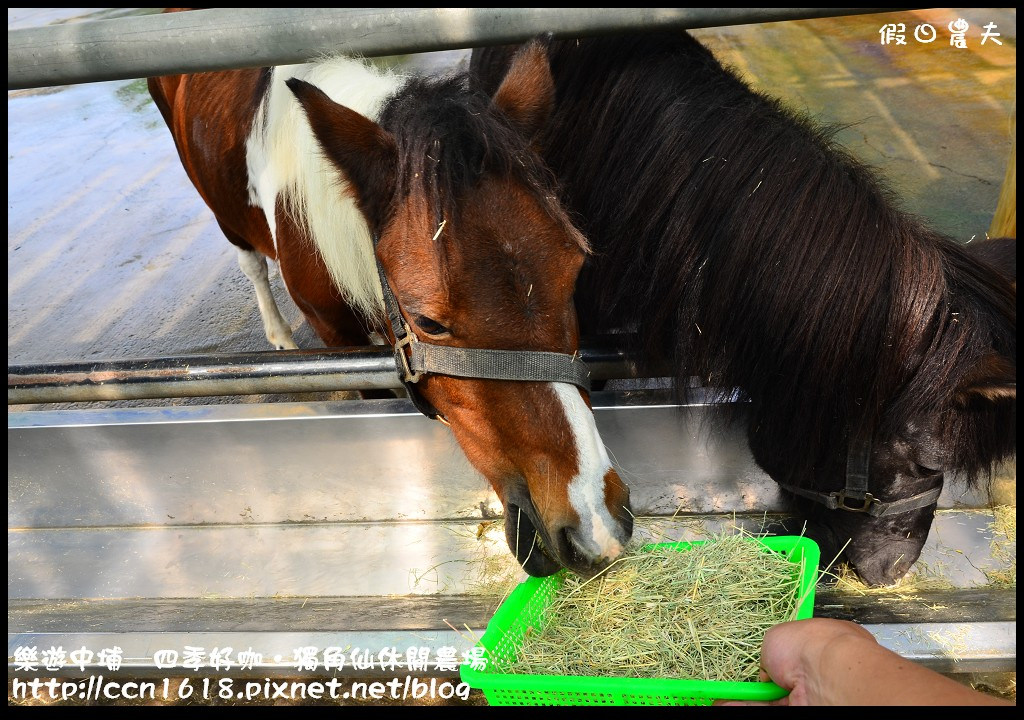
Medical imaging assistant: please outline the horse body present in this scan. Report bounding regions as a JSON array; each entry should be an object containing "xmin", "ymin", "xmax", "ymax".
[
  {"xmin": 472, "ymin": 32, "xmax": 1016, "ymax": 585},
  {"xmin": 149, "ymin": 59, "xmax": 401, "ymax": 349},
  {"xmin": 149, "ymin": 13, "xmax": 633, "ymax": 577}
]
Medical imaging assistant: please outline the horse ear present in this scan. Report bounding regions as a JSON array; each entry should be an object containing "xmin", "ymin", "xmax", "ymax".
[
  {"xmin": 955, "ymin": 352, "xmax": 1016, "ymax": 407},
  {"xmin": 286, "ymin": 77, "xmax": 397, "ymax": 230},
  {"xmin": 492, "ymin": 36, "xmax": 554, "ymax": 139}
]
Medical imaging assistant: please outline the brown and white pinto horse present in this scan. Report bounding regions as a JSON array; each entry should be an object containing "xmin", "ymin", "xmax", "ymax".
[{"xmin": 147, "ymin": 12, "xmax": 632, "ymax": 577}]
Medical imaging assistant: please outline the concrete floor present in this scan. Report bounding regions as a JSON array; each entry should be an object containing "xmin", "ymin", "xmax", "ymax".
[{"xmin": 8, "ymin": 8, "xmax": 1017, "ymax": 373}]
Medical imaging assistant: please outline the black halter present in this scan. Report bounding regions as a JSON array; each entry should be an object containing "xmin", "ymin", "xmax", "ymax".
[
  {"xmin": 372, "ymin": 233, "xmax": 591, "ymax": 422},
  {"xmin": 780, "ymin": 437, "xmax": 943, "ymax": 517}
]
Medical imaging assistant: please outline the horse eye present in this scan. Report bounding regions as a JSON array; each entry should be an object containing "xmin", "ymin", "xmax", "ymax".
[
  {"xmin": 414, "ymin": 315, "xmax": 450, "ymax": 337},
  {"xmin": 912, "ymin": 462, "xmax": 941, "ymax": 476}
]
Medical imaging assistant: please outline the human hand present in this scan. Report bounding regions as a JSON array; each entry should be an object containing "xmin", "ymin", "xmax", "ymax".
[
  {"xmin": 744, "ymin": 618, "xmax": 876, "ymax": 705},
  {"xmin": 717, "ymin": 617, "xmax": 1012, "ymax": 706}
]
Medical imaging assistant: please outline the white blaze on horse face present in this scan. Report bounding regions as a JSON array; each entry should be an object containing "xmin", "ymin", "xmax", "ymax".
[
  {"xmin": 551, "ymin": 382, "xmax": 625, "ymax": 562},
  {"xmin": 245, "ymin": 58, "xmax": 406, "ymax": 321}
]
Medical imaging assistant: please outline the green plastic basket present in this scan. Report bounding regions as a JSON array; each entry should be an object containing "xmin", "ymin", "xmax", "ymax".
[{"xmin": 461, "ymin": 535, "xmax": 820, "ymax": 706}]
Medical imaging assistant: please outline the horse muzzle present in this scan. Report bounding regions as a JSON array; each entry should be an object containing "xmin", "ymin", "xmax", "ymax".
[
  {"xmin": 845, "ymin": 537, "xmax": 926, "ymax": 587},
  {"xmin": 504, "ymin": 488, "xmax": 633, "ymax": 578}
]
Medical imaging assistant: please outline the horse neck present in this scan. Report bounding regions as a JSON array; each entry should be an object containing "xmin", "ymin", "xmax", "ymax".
[
  {"xmin": 542, "ymin": 33, "xmax": 994, "ymax": 455},
  {"xmin": 246, "ymin": 58, "xmax": 407, "ymax": 323}
]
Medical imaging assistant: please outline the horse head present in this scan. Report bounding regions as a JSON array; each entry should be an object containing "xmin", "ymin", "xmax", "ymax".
[
  {"xmin": 286, "ymin": 42, "xmax": 633, "ymax": 577},
  {"xmin": 761, "ymin": 241, "xmax": 1016, "ymax": 586}
]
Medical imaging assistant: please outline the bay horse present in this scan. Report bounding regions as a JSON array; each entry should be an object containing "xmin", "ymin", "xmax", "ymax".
[
  {"xmin": 146, "ymin": 10, "xmax": 633, "ymax": 577},
  {"xmin": 471, "ymin": 32, "xmax": 1016, "ymax": 586}
]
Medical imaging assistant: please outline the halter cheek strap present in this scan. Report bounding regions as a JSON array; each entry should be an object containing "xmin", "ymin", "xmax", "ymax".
[
  {"xmin": 375, "ymin": 258, "xmax": 442, "ymax": 419},
  {"xmin": 373, "ymin": 234, "xmax": 591, "ymax": 422},
  {"xmin": 780, "ymin": 437, "xmax": 944, "ymax": 517}
]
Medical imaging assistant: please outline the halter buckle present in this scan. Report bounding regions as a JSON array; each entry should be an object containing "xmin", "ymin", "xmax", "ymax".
[
  {"xmin": 394, "ymin": 326, "xmax": 423, "ymax": 384},
  {"xmin": 832, "ymin": 490, "xmax": 878, "ymax": 513}
]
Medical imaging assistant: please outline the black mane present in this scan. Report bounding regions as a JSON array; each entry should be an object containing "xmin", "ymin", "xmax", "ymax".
[{"xmin": 479, "ymin": 31, "xmax": 1015, "ymax": 484}]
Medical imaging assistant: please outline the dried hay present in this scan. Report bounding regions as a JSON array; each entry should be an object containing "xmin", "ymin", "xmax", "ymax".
[
  {"xmin": 502, "ymin": 530, "xmax": 808, "ymax": 682},
  {"xmin": 985, "ymin": 504, "xmax": 1016, "ymax": 588}
]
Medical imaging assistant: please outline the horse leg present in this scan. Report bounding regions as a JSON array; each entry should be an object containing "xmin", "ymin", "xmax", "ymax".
[
  {"xmin": 235, "ymin": 247, "xmax": 298, "ymax": 351},
  {"xmin": 284, "ymin": 283, "xmax": 374, "ymax": 349}
]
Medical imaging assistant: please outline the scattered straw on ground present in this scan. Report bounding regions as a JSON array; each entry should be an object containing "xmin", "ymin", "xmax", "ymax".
[
  {"xmin": 462, "ymin": 520, "xmax": 527, "ymax": 603},
  {"xmin": 500, "ymin": 531, "xmax": 806, "ymax": 682},
  {"xmin": 927, "ymin": 625, "xmax": 970, "ymax": 664},
  {"xmin": 824, "ymin": 559, "xmax": 956, "ymax": 598},
  {"xmin": 985, "ymin": 505, "xmax": 1016, "ymax": 588}
]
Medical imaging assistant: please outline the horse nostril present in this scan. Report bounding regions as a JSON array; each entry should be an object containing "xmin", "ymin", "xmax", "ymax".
[
  {"xmin": 620, "ymin": 507, "xmax": 635, "ymax": 540},
  {"xmin": 890, "ymin": 555, "xmax": 913, "ymax": 581},
  {"xmin": 562, "ymin": 528, "xmax": 584, "ymax": 567},
  {"xmin": 855, "ymin": 553, "xmax": 916, "ymax": 587},
  {"xmin": 563, "ymin": 527, "xmax": 610, "ymax": 569}
]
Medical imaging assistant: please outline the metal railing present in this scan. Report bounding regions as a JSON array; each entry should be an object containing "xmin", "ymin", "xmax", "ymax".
[
  {"xmin": 7, "ymin": 7, "xmax": 899, "ymax": 403},
  {"xmin": 9, "ymin": 8, "xmax": 897, "ymax": 89},
  {"xmin": 8, "ymin": 340, "xmax": 650, "ymax": 404}
]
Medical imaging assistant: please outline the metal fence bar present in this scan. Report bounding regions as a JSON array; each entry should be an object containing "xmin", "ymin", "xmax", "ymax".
[
  {"xmin": 9, "ymin": 7, "xmax": 899, "ymax": 90},
  {"xmin": 8, "ymin": 341, "xmax": 645, "ymax": 404}
]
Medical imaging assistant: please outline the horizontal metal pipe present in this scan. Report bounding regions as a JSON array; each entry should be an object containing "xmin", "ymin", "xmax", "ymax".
[
  {"xmin": 8, "ymin": 341, "xmax": 646, "ymax": 404},
  {"xmin": 9, "ymin": 8, "xmax": 898, "ymax": 90}
]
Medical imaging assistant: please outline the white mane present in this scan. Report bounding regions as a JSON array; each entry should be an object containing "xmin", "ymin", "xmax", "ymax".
[{"xmin": 245, "ymin": 57, "xmax": 406, "ymax": 323}]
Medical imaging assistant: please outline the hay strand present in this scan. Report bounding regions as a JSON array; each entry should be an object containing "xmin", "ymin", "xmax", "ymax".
[{"xmin": 501, "ymin": 531, "xmax": 806, "ymax": 682}]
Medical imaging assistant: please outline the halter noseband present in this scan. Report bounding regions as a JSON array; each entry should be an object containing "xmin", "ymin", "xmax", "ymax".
[
  {"xmin": 372, "ymin": 233, "xmax": 591, "ymax": 422},
  {"xmin": 780, "ymin": 437, "xmax": 943, "ymax": 517}
]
